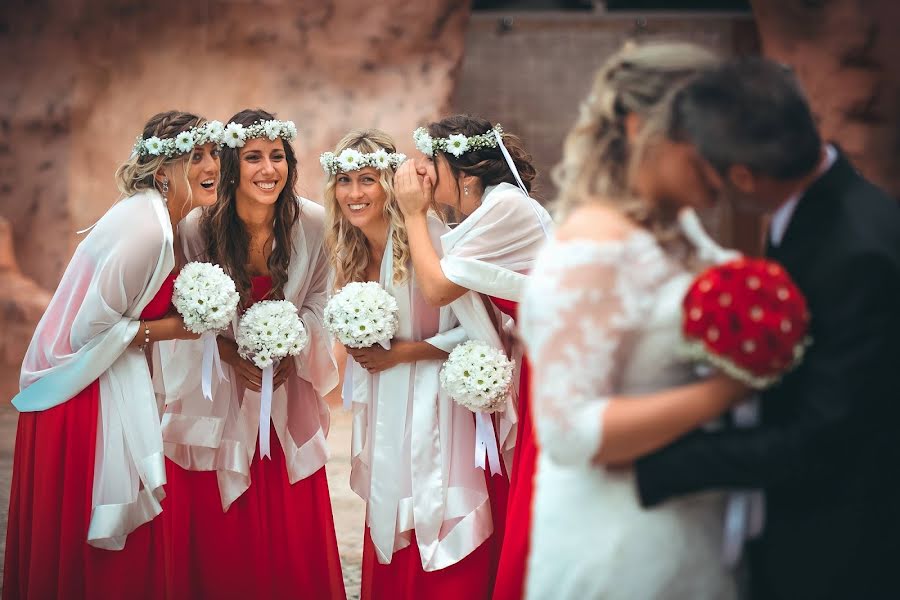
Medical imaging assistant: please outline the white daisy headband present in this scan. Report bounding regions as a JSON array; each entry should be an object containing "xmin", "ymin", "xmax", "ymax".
[
  {"xmin": 221, "ymin": 119, "xmax": 298, "ymax": 149},
  {"xmin": 412, "ymin": 124, "xmax": 503, "ymax": 158},
  {"xmin": 320, "ymin": 148, "xmax": 407, "ymax": 175},
  {"xmin": 132, "ymin": 120, "xmax": 225, "ymax": 159}
]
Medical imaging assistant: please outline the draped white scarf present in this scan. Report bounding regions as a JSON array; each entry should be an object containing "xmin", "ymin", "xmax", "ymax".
[
  {"xmin": 349, "ymin": 214, "xmax": 496, "ymax": 571},
  {"xmin": 440, "ymin": 182, "xmax": 553, "ymax": 470},
  {"xmin": 159, "ymin": 198, "xmax": 339, "ymax": 510},
  {"xmin": 15, "ymin": 189, "xmax": 174, "ymax": 550}
]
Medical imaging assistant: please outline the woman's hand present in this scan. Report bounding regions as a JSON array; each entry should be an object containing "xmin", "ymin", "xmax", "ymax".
[
  {"xmin": 217, "ymin": 337, "xmax": 263, "ymax": 392},
  {"xmin": 394, "ymin": 159, "xmax": 432, "ymax": 218},
  {"xmin": 130, "ymin": 314, "xmax": 200, "ymax": 347},
  {"xmin": 273, "ymin": 356, "xmax": 295, "ymax": 391},
  {"xmin": 347, "ymin": 343, "xmax": 408, "ymax": 374}
]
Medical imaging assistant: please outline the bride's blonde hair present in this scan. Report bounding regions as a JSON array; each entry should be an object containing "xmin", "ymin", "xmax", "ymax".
[
  {"xmin": 553, "ymin": 40, "xmax": 719, "ymax": 243},
  {"xmin": 324, "ymin": 129, "xmax": 411, "ymax": 290}
]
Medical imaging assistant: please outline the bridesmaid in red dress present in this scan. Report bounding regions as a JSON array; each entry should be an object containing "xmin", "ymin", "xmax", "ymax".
[
  {"xmin": 160, "ymin": 108, "xmax": 345, "ymax": 599},
  {"xmin": 395, "ymin": 115, "xmax": 553, "ymax": 600},
  {"xmin": 3, "ymin": 110, "xmax": 221, "ymax": 599}
]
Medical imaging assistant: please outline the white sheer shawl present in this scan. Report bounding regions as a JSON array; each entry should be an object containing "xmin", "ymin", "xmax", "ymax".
[
  {"xmin": 14, "ymin": 189, "xmax": 174, "ymax": 550},
  {"xmin": 349, "ymin": 213, "xmax": 498, "ymax": 571},
  {"xmin": 440, "ymin": 182, "xmax": 553, "ymax": 470},
  {"xmin": 160, "ymin": 198, "xmax": 339, "ymax": 510}
]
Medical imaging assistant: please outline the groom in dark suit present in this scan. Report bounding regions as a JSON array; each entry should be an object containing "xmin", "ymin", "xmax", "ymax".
[{"xmin": 635, "ymin": 58, "xmax": 900, "ymax": 600}]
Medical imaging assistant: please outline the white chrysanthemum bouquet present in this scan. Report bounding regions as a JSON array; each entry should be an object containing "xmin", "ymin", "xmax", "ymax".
[
  {"xmin": 172, "ymin": 262, "xmax": 240, "ymax": 401},
  {"xmin": 236, "ymin": 299, "xmax": 309, "ymax": 458},
  {"xmin": 324, "ymin": 281, "xmax": 400, "ymax": 349},
  {"xmin": 440, "ymin": 340, "xmax": 515, "ymax": 475},
  {"xmin": 324, "ymin": 281, "xmax": 400, "ymax": 409},
  {"xmin": 440, "ymin": 340, "xmax": 514, "ymax": 414}
]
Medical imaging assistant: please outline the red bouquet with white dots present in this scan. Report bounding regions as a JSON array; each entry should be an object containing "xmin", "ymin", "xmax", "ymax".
[{"xmin": 682, "ymin": 256, "xmax": 811, "ymax": 389}]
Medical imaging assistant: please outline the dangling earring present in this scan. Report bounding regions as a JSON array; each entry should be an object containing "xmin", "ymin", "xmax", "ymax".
[
  {"xmin": 464, "ymin": 185, "xmax": 469, "ymax": 196},
  {"xmin": 161, "ymin": 178, "xmax": 169, "ymax": 201}
]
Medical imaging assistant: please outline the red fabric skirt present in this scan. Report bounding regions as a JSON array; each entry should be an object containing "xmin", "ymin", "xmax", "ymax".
[
  {"xmin": 3, "ymin": 381, "xmax": 167, "ymax": 600},
  {"xmin": 162, "ymin": 422, "xmax": 346, "ymax": 600},
  {"xmin": 489, "ymin": 296, "xmax": 538, "ymax": 600},
  {"xmin": 360, "ymin": 470, "xmax": 509, "ymax": 600}
]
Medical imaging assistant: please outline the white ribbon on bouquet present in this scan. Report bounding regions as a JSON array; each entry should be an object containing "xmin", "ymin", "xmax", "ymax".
[{"xmin": 200, "ymin": 331, "xmax": 228, "ymax": 402}]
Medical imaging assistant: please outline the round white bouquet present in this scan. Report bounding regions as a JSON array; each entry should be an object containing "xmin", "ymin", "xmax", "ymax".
[
  {"xmin": 236, "ymin": 299, "xmax": 309, "ymax": 369},
  {"xmin": 324, "ymin": 281, "xmax": 400, "ymax": 349},
  {"xmin": 440, "ymin": 340, "xmax": 515, "ymax": 414},
  {"xmin": 172, "ymin": 262, "xmax": 240, "ymax": 334}
]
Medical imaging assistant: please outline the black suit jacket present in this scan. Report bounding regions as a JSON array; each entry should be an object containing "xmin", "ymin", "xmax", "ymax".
[{"xmin": 635, "ymin": 153, "xmax": 900, "ymax": 600}]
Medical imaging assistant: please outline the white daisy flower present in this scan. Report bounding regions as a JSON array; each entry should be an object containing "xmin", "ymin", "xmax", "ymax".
[
  {"xmin": 262, "ymin": 120, "xmax": 282, "ymax": 141},
  {"xmin": 175, "ymin": 131, "xmax": 195, "ymax": 153},
  {"xmin": 338, "ymin": 148, "xmax": 364, "ymax": 171},
  {"xmin": 446, "ymin": 134, "xmax": 469, "ymax": 158},
  {"xmin": 205, "ymin": 120, "xmax": 225, "ymax": 142},
  {"xmin": 283, "ymin": 121, "xmax": 298, "ymax": 140},
  {"xmin": 145, "ymin": 136, "xmax": 164, "ymax": 156},
  {"xmin": 413, "ymin": 128, "xmax": 434, "ymax": 156},
  {"xmin": 371, "ymin": 149, "xmax": 389, "ymax": 169},
  {"xmin": 224, "ymin": 123, "xmax": 246, "ymax": 148}
]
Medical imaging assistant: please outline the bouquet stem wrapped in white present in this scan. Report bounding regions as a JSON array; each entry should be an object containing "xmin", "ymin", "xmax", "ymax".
[
  {"xmin": 324, "ymin": 282, "xmax": 400, "ymax": 408},
  {"xmin": 439, "ymin": 340, "xmax": 515, "ymax": 475},
  {"xmin": 236, "ymin": 299, "xmax": 309, "ymax": 459},
  {"xmin": 172, "ymin": 262, "xmax": 241, "ymax": 401}
]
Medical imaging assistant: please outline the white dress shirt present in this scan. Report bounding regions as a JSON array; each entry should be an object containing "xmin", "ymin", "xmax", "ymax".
[{"xmin": 769, "ymin": 145, "xmax": 838, "ymax": 247}]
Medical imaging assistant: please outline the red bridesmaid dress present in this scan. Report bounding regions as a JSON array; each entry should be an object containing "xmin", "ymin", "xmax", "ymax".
[
  {"xmin": 490, "ymin": 295, "xmax": 537, "ymax": 600},
  {"xmin": 3, "ymin": 272, "xmax": 177, "ymax": 600},
  {"xmin": 162, "ymin": 275, "xmax": 346, "ymax": 600}
]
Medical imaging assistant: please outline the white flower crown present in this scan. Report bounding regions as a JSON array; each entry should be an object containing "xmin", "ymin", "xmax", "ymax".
[
  {"xmin": 222, "ymin": 119, "xmax": 298, "ymax": 149},
  {"xmin": 413, "ymin": 124, "xmax": 503, "ymax": 158},
  {"xmin": 132, "ymin": 120, "xmax": 225, "ymax": 159},
  {"xmin": 320, "ymin": 148, "xmax": 407, "ymax": 175}
]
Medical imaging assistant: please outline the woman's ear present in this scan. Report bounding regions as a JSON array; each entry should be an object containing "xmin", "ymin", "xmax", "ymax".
[{"xmin": 625, "ymin": 112, "xmax": 642, "ymax": 144}]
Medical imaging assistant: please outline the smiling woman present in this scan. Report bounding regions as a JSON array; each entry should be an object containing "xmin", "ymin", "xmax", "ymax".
[{"xmin": 159, "ymin": 109, "xmax": 346, "ymax": 599}]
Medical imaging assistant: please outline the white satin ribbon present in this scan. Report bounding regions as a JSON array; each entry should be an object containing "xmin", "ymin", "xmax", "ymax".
[
  {"xmin": 201, "ymin": 331, "xmax": 227, "ymax": 402},
  {"xmin": 474, "ymin": 411, "xmax": 502, "ymax": 476},
  {"xmin": 259, "ymin": 362, "xmax": 275, "ymax": 459},
  {"xmin": 722, "ymin": 398, "xmax": 765, "ymax": 566},
  {"xmin": 492, "ymin": 129, "xmax": 550, "ymax": 239}
]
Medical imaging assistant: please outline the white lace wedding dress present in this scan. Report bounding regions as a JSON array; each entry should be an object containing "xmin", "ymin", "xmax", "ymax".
[{"xmin": 519, "ymin": 229, "xmax": 736, "ymax": 599}]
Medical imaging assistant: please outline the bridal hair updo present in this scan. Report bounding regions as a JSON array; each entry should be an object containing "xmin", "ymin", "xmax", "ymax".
[
  {"xmin": 553, "ymin": 40, "xmax": 719, "ymax": 223},
  {"xmin": 201, "ymin": 108, "xmax": 301, "ymax": 307},
  {"xmin": 324, "ymin": 129, "xmax": 411, "ymax": 290},
  {"xmin": 115, "ymin": 110, "xmax": 206, "ymax": 200}
]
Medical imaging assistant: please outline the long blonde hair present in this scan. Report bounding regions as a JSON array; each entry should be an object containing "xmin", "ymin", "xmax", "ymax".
[
  {"xmin": 324, "ymin": 129, "xmax": 411, "ymax": 290},
  {"xmin": 553, "ymin": 40, "xmax": 719, "ymax": 227},
  {"xmin": 115, "ymin": 111, "xmax": 206, "ymax": 205}
]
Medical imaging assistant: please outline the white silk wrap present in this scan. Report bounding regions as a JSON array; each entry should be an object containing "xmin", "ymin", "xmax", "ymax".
[
  {"xmin": 159, "ymin": 198, "xmax": 339, "ymax": 510},
  {"xmin": 440, "ymin": 182, "xmax": 553, "ymax": 471},
  {"xmin": 14, "ymin": 189, "xmax": 174, "ymax": 550},
  {"xmin": 349, "ymin": 214, "xmax": 499, "ymax": 571}
]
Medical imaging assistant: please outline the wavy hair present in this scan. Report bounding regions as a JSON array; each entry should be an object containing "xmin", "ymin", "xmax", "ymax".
[
  {"xmin": 200, "ymin": 108, "xmax": 301, "ymax": 307},
  {"xmin": 323, "ymin": 129, "xmax": 411, "ymax": 290},
  {"xmin": 115, "ymin": 110, "xmax": 205, "ymax": 204},
  {"xmin": 553, "ymin": 41, "xmax": 719, "ymax": 254}
]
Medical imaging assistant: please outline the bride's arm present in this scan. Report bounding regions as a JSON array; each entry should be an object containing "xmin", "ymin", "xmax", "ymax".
[{"xmin": 595, "ymin": 376, "xmax": 745, "ymax": 465}]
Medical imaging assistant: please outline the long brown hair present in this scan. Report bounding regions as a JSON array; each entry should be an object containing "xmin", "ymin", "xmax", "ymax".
[
  {"xmin": 323, "ymin": 129, "xmax": 410, "ymax": 290},
  {"xmin": 427, "ymin": 115, "xmax": 537, "ymax": 209},
  {"xmin": 200, "ymin": 108, "xmax": 301, "ymax": 306}
]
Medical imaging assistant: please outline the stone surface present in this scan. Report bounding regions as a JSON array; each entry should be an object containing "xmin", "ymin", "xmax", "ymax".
[
  {"xmin": 752, "ymin": 0, "xmax": 900, "ymax": 198},
  {"xmin": 0, "ymin": 0, "xmax": 472, "ymax": 289}
]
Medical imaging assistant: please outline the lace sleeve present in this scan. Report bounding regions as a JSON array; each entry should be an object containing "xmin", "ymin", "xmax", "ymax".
[{"xmin": 520, "ymin": 237, "xmax": 654, "ymax": 467}]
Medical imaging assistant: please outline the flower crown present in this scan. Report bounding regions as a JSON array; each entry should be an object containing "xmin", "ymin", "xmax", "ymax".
[
  {"xmin": 132, "ymin": 120, "xmax": 225, "ymax": 159},
  {"xmin": 222, "ymin": 119, "xmax": 298, "ymax": 149},
  {"xmin": 320, "ymin": 148, "xmax": 407, "ymax": 175},
  {"xmin": 413, "ymin": 124, "xmax": 503, "ymax": 158}
]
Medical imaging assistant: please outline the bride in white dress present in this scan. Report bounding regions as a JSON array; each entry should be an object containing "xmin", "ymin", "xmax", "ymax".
[{"xmin": 520, "ymin": 42, "xmax": 747, "ymax": 599}]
